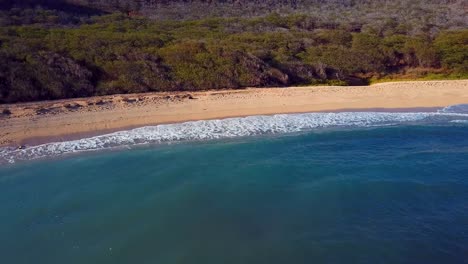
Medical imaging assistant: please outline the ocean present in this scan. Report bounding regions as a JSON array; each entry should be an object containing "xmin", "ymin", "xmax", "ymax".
[{"xmin": 1, "ymin": 105, "xmax": 468, "ymax": 263}]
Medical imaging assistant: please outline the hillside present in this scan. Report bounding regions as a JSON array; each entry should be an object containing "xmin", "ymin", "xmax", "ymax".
[
  {"xmin": 0, "ymin": 0, "xmax": 467, "ymax": 103},
  {"xmin": 3, "ymin": 0, "xmax": 467, "ymax": 27}
]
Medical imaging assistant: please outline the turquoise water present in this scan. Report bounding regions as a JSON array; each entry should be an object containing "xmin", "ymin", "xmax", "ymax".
[{"xmin": 1, "ymin": 109, "xmax": 468, "ymax": 263}]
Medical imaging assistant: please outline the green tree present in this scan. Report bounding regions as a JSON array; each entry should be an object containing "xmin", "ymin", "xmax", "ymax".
[{"xmin": 434, "ymin": 30, "xmax": 468, "ymax": 72}]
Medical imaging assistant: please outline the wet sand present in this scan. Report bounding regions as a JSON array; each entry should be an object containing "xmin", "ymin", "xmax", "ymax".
[{"xmin": 1, "ymin": 80, "xmax": 467, "ymax": 147}]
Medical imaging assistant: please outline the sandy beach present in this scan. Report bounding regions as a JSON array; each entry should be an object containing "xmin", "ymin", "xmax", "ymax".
[{"xmin": 1, "ymin": 80, "xmax": 467, "ymax": 147}]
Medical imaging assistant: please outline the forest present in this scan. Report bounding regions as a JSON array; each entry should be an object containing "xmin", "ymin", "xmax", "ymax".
[{"xmin": 0, "ymin": 0, "xmax": 467, "ymax": 103}]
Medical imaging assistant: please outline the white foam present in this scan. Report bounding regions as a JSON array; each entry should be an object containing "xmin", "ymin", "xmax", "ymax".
[
  {"xmin": 439, "ymin": 104, "xmax": 468, "ymax": 114},
  {"xmin": 450, "ymin": 120, "xmax": 468, "ymax": 124},
  {"xmin": 1, "ymin": 111, "xmax": 468, "ymax": 164}
]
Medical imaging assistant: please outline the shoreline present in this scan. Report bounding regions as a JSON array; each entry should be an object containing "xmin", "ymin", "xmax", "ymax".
[
  {"xmin": 19, "ymin": 106, "xmax": 443, "ymax": 148},
  {"xmin": 1, "ymin": 80, "xmax": 467, "ymax": 148}
]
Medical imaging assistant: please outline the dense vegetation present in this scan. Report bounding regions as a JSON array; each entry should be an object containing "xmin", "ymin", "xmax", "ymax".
[{"xmin": 0, "ymin": 0, "xmax": 467, "ymax": 103}]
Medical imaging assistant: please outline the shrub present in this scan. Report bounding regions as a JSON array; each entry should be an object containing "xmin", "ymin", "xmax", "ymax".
[{"xmin": 0, "ymin": 5, "xmax": 466, "ymax": 103}]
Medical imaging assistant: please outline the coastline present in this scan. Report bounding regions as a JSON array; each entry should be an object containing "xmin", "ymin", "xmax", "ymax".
[{"xmin": 1, "ymin": 80, "xmax": 467, "ymax": 147}]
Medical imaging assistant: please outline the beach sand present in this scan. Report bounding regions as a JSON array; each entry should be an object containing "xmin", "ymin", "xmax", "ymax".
[{"xmin": 1, "ymin": 80, "xmax": 467, "ymax": 147}]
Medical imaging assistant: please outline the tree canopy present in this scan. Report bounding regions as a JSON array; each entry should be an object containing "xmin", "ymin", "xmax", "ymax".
[{"xmin": 0, "ymin": 1, "xmax": 467, "ymax": 103}]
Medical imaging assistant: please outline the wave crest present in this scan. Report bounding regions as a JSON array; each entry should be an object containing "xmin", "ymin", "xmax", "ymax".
[{"xmin": 439, "ymin": 104, "xmax": 468, "ymax": 114}]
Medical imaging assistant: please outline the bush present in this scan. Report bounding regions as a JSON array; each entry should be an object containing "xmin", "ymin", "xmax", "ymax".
[{"xmin": 0, "ymin": 6, "xmax": 466, "ymax": 103}]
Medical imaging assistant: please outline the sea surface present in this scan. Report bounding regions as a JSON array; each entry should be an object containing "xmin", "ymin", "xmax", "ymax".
[{"xmin": 1, "ymin": 105, "xmax": 468, "ymax": 263}]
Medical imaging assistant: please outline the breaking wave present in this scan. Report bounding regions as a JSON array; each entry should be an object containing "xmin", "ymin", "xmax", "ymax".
[
  {"xmin": 1, "ymin": 109, "xmax": 468, "ymax": 164},
  {"xmin": 438, "ymin": 104, "xmax": 468, "ymax": 114}
]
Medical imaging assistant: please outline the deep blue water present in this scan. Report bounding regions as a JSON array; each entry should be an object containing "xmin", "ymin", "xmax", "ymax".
[{"xmin": 1, "ymin": 125, "xmax": 468, "ymax": 263}]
